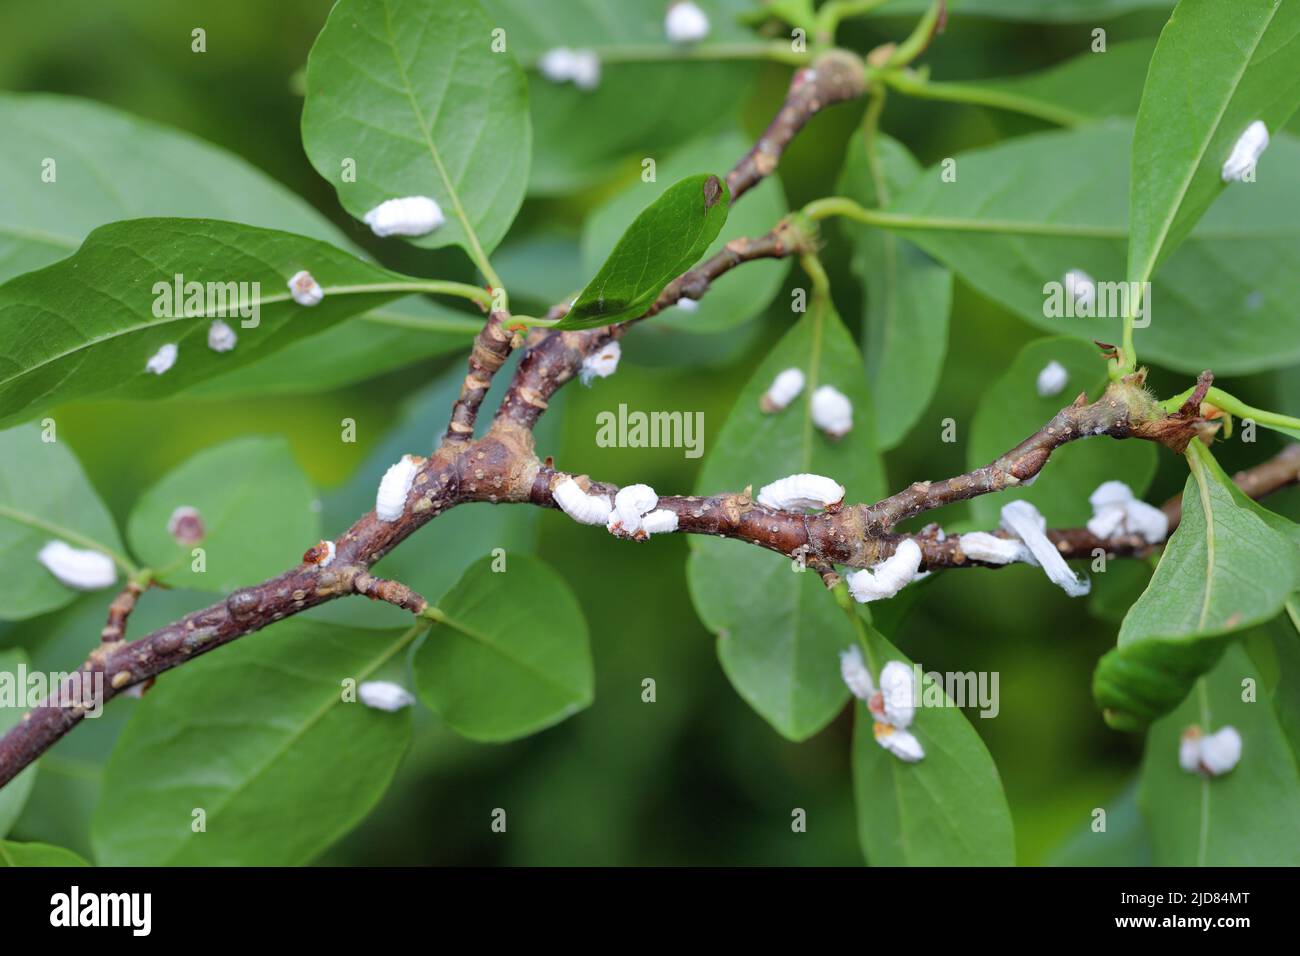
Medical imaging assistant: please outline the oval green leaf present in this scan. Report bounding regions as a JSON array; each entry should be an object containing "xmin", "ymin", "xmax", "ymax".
[
  {"xmin": 92, "ymin": 619, "xmax": 417, "ymax": 866},
  {"xmin": 413, "ymin": 554, "xmax": 593, "ymax": 742},
  {"xmin": 557, "ymin": 173, "xmax": 730, "ymax": 329},
  {"xmin": 301, "ymin": 0, "xmax": 531, "ymax": 258}
]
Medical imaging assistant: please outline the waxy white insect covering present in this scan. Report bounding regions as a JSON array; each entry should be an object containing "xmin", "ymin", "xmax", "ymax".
[
  {"xmin": 840, "ymin": 650, "xmax": 925, "ymax": 763},
  {"xmin": 1064, "ymin": 269, "xmax": 1095, "ymax": 311},
  {"xmin": 363, "ymin": 196, "xmax": 446, "ymax": 238},
  {"xmin": 145, "ymin": 343, "xmax": 177, "ymax": 375},
  {"xmin": 358, "ymin": 681, "xmax": 416, "ymax": 712},
  {"xmin": 999, "ymin": 499, "xmax": 1090, "ymax": 597},
  {"xmin": 579, "ymin": 341, "xmax": 621, "ymax": 385},
  {"xmin": 1180, "ymin": 725, "xmax": 1242, "ymax": 778},
  {"xmin": 606, "ymin": 484, "xmax": 676, "ymax": 538},
  {"xmin": 375, "ymin": 455, "xmax": 421, "ymax": 523},
  {"xmin": 1086, "ymin": 480, "xmax": 1168, "ymax": 544},
  {"xmin": 665, "ymin": 2, "xmax": 710, "ymax": 44},
  {"xmin": 539, "ymin": 47, "xmax": 601, "ymax": 90},
  {"xmin": 288, "ymin": 270, "xmax": 324, "ymax": 307},
  {"xmin": 674, "ymin": 297, "xmax": 699, "ymax": 313},
  {"xmin": 756, "ymin": 473, "xmax": 844, "ymax": 512},
  {"xmin": 810, "ymin": 385, "xmax": 853, "ymax": 439},
  {"xmin": 1222, "ymin": 120, "xmax": 1269, "ymax": 182},
  {"xmin": 1036, "ymin": 360, "xmax": 1068, "ymax": 397},
  {"xmin": 839, "ymin": 645, "xmax": 875, "ymax": 701},
  {"xmin": 553, "ymin": 477, "xmax": 613, "ymax": 526},
  {"xmin": 207, "ymin": 320, "xmax": 237, "ymax": 352},
  {"xmin": 760, "ymin": 367, "xmax": 805, "ymax": 413},
  {"xmin": 845, "ymin": 539, "xmax": 925, "ymax": 603},
  {"xmin": 37, "ymin": 541, "xmax": 117, "ymax": 591},
  {"xmin": 958, "ymin": 531, "xmax": 1031, "ymax": 565}
]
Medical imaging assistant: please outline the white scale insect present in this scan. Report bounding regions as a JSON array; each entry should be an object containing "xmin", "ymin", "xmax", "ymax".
[
  {"xmin": 37, "ymin": 540, "xmax": 117, "ymax": 591},
  {"xmin": 840, "ymin": 648, "xmax": 925, "ymax": 763},
  {"xmin": 539, "ymin": 48, "xmax": 601, "ymax": 90},
  {"xmin": 1222, "ymin": 121, "xmax": 1269, "ymax": 183},
  {"xmin": 665, "ymin": 1, "xmax": 710, "ymax": 44},
  {"xmin": 756, "ymin": 473, "xmax": 843, "ymax": 511},
  {"xmin": 288, "ymin": 270, "xmax": 324, "ymax": 307},
  {"xmin": 363, "ymin": 196, "xmax": 445, "ymax": 238},
  {"xmin": 1180, "ymin": 725, "xmax": 1242, "ymax": 777},
  {"xmin": 358, "ymin": 681, "xmax": 415, "ymax": 712},
  {"xmin": 760, "ymin": 367, "xmax": 805, "ymax": 413},
  {"xmin": 579, "ymin": 341, "xmax": 621, "ymax": 385},
  {"xmin": 375, "ymin": 455, "xmax": 421, "ymax": 522},
  {"xmin": 845, "ymin": 538, "xmax": 925, "ymax": 603},
  {"xmin": 810, "ymin": 385, "xmax": 853, "ymax": 439}
]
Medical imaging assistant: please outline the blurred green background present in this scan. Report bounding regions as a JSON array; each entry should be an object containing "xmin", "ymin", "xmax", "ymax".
[{"xmin": 2, "ymin": 0, "xmax": 1297, "ymax": 865}]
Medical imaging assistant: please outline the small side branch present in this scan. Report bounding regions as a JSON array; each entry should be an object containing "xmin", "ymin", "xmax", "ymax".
[
  {"xmin": 443, "ymin": 311, "xmax": 514, "ymax": 444},
  {"xmin": 101, "ymin": 579, "xmax": 147, "ymax": 643}
]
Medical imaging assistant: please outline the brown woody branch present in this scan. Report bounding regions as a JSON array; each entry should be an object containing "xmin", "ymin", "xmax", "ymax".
[{"xmin": 443, "ymin": 311, "xmax": 514, "ymax": 444}]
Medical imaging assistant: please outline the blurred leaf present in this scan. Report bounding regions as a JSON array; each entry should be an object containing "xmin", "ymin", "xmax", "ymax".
[
  {"xmin": 93, "ymin": 619, "xmax": 416, "ymax": 865},
  {"xmin": 851, "ymin": 622, "xmax": 1015, "ymax": 866},
  {"xmin": 0, "ymin": 424, "xmax": 125, "ymax": 620},
  {"xmin": 481, "ymin": 0, "xmax": 756, "ymax": 194},
  {"xmin": 927, "ymin": 39, "xmax": 1155, "ymax": 124},
  {"xmin": 687, "ymin": 297, "xmax": 886, "ymax": 740},
  {"xmin": 1128, "ymin": 0, "xmax": 1300, "ymax": 287},
  {"xmin": 0, "ymin": 648, "xmax": 37, "ymax": 836},
  {"xmin": 582, "ymin": 130, "xmax": 788, "ymax": 334},
  {"xmin": 889, "ymin": 124, "xmax": 1300, "ymax": 375},
  {"xmin": 1044, "ymin": 779, "xmax": 1152, "ymax": 865},
  {"xmin": 838, "ymin": 132, "xmax": 951, "ymax": 450},
  {"xmin": 873, "ymin": 0, "xmax": 1172, "ymax": 19},
  {"xmin": 0, "ymin": 219, "xmax": 415, "ymax": 428},
  {"xmin": 0, "ymin": 840, "xmax": 89, "ymax": 866},
  {"xmin": 414, "ymin": 554, "xmax": 593, "ymax": 741},
  {"xmin": 126, "ymin": 436, "xmax": 319, "ymax": 593},
  {"xmin": 559, "ymin": 174, "xmax": 730, "ymax": 329},
  {"xmin": 0, "ymin": 93, "xmax": 481, "ymax": 396},
  {"xmin": 301, "ymin": 0, "xmax": 530, "ymax": 256},
  {"xmin": 967, "ymin": 338, "xmax": 1157, "ymax": 528},
  {"xmin": 1095, "ymin": 441, "xmax": 1300, "ymax": 729},
  {"xmin": 1089, "ymin": 557, "xmax": 1155, "ymax": 625},
  {"xmin": 1137, "ymin": 642, "xmax": 1300, "ymax": 865}
]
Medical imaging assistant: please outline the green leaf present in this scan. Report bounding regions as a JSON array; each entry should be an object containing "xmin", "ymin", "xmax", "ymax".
[
  {"xmin": 558, "ymin": 174, "xmax": 730, "ymax": 329},
  {"xmin": 92, "ymin": 619, "xmax": 417, "ymax": 865},
  {"xmin": 0, "ymin": 424, "xmax": 126, "ymax": 620},
  {"xmin": 1044, "ymin": 780, "xmax": 1153, "ymax": 866},
  {"xmin": 686, "ymin": 298, "xmax": 886, "ymax": 740},
  {"xmin": 0, "ymin": 218, "xmax": 417, "ymax": 428},
  {"xmin": 581, "ymin": 130, "xmax": 788, "ymax": 334},
  {"xmin": 851, "ymin": 622, "xmax": 1015, "ymax": 866},
  {"xmin": 1095, "ymin": 441, "xmax": 1300, "ymax": 729},
  {"xmin": 0, "ymin": 93, "xmax": 482, "ymax": 396},
  {"xmin": 301, "ymin": 0, "xmax": 531, "ymax": 258},
  {"xmin": 1137, "ymin": 643, "xmax": 1300, "ymax": 865},
  {"xmin": 887, "ymin": 123, "xmax": 1300, "ymax": 374},
  {"xmin": 178, "ymin": 297, "xmax": 481, "ymax": 399},
  {"xmin": 0, "ymin": 841, "xmax": 90, "ymax": 867},
  {"xmin": 921, "ymin": 39, "xmax": 1155, "ymax": 125},
  {"xmin": 481, "ymin": 0, "xmax": 757, "ymax": 194},
  {"xmin": 968, "ymin": 338, "xmax": 1157, "ymax": 528},
  {"xmin": 126, "ymin": 437, "xmax": 319, "ymax": 593},
  {"xmin": 413, "ymin": 554, "xmax": 593, "ymax": 742},
  {"xmin": 873, "ymin": 0, "xmax": 1172, "ymax": 20},
  {"xmin": 838, "ymin": 132, "xmax": 952, "ymax": 450},
  {"xmin": 0, "ymin": 649, "xmax": 37, "ymax": 836},
  {"xmin": 1128, "ymin": 0, "xmax": 1300, "ymax": 287}
]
